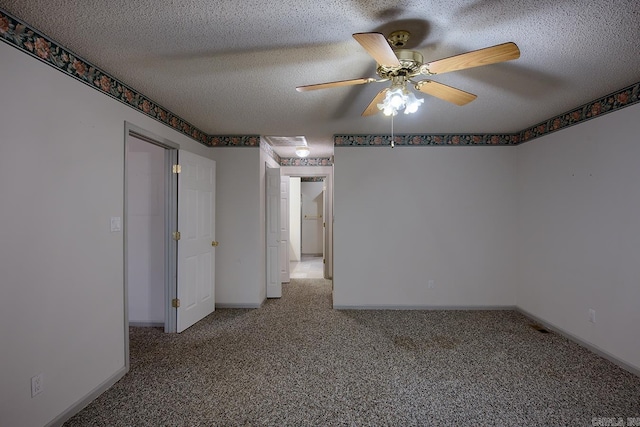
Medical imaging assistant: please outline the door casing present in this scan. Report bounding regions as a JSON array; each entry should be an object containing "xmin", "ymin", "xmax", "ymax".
[
  {"xmin": 124, "ymin": 122, "xmax": 179, "ymax": 370},
  {"xmin": 279, "ymin": 166, "xmax": 333, "ymax": 281}
]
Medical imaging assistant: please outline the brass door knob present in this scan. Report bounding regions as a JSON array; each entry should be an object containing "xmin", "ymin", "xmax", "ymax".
[{"xmin": 211, "ymin": 241, "xmax": 219, "ymax": 247}]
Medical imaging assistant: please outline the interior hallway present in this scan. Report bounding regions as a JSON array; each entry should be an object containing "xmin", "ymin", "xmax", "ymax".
[{"xmin": 290, "ymin": 255, "xmax": 324, "ymax": 279}]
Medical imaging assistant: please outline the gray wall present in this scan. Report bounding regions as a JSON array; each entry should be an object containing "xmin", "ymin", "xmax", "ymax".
[
  {"xmin": 516, "ymin": 102, "xmax": 640, "ymax": 372},
  {"xmin": 334, "ymin": 146, "xmax": 518, "ymax": 308},
  {"xmin": 0, "ymin": 41, "xmax": 214, "ymax": 426}
]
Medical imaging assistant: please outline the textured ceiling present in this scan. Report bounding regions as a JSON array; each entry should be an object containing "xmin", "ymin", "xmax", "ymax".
[{"xmin": 1, "ymin": 0, "xmax": 639, "ymax": 157}]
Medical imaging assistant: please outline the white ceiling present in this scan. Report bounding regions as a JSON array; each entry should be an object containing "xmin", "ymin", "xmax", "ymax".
[{"xmin": 1, "ymin": 0, "xmax": 639, "ymax": 157}]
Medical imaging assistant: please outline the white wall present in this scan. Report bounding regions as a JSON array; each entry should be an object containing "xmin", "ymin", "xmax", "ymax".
[
  {"xmin": 212, "ymin": 147, "xmax": 264, "ymax": 307},
  {"xmin": 301, "ymin": 182, "xmax": 324, "ymax": 255},
  {"xmin": 289, "ymin": 177, "xmax": 301, "ymax": 261},
  {"xmin": 333, "ymin": 146, "xmax": 518, "ymax": 308},
  {"xmin": 127, "ymin": 136, "xmax": 165, "ymax": 325},
  {"xmin": 0, "ymin": 41, "xmax": 213, "ymax": 426},
  {"xmin": 516, "ymin": 103, "xmax": 640, "ymax": 371}
]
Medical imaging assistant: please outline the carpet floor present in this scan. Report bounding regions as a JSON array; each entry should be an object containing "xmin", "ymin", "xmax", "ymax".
[{"xmin": 65, "ymin": 279, "xmax": 640, "ymax": 426}]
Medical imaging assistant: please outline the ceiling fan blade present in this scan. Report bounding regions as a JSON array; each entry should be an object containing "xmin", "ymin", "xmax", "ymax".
[
  {"xmin": 415, "ymin": 80, "xmax": 477, "ymax": 106},
  {"xmin": 353, "ymin": 33, "xmax": 401, "ymax": 67},
  {"xmin": 296, "ymin": 78, "xmax": 374, "ymax": 92},
  {"xmin": 362, "ymin": 88, "xmax": 389, "ymax": 116},
  {"xmin": 425, "ymin": 42, "xmax": 520, "ymax": 75}
]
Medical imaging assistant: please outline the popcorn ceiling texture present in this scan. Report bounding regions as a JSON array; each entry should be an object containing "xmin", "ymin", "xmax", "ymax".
[
  {"xmin": 64, "ymin": 280, "xmax": 640, "ymax": 426},
  {"xmin": 1, "ymin": 0, "xmax": 639, "ymax": 157}
]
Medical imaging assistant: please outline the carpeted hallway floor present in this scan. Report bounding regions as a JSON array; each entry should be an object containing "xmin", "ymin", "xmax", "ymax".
[{"xmin": 65, "ymin": 279, "xmax": 640, "ymax": 426}]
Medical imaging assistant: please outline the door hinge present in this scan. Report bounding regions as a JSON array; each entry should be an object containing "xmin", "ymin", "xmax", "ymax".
[
  {"xmin": 172, "ymin": 231, "xmax": 181, "ymax": 241},
  {"xmin": 323, "ymin": 258, "xmax": 326, "ymax": 264},
  {"xmin": 172, "ymin": 298, "xmax": 180, "ymax": 308},
  {"xmin": 172, "ymin": 164, "xmax": 181, "ymax": 174}
]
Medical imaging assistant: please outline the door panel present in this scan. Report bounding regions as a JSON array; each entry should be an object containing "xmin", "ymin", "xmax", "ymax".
[
  {"xmin": 322, "ymin": 184, "xmax": 326, "ymax": 275},
  {"xmin": 280, "ymin": 176, "xmax": 290, "ymax": 283},
  {"xmin": 266, "ymin": 166, "xmax": 281, "ymax": 298},
  {"xmin": 177, "ymin": 150, "xmax": 216, "ymax": 332}
]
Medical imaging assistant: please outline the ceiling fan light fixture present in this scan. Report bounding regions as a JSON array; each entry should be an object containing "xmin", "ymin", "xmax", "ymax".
[
  {"xmin": 378, "ymin": 87, "xmax": 403, "ymax": 116},
  {"xmin": 389, "ymin": 87, "xmax": 406, "ymax": 109},
  {"xmin": 404, "ymin": 91, "xmax": 424, "ymax": 114},
  {"xmin": 377, "ymin": 85, "xmax": 422, "ymax": 116},
  {"xmin": 295, "ymin": 146, "xmax": 310, "ymax": 157},
  {"xmin": 379, "ymin": 104, "xmax": 396, "ymax": 116}
]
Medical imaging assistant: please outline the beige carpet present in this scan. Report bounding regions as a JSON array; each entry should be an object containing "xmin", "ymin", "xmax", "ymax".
[{"xmin": 65, "ymin": 279, "xmax": 640, "ymax": 426}]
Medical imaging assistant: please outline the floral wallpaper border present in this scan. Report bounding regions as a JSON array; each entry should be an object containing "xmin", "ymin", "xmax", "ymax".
[
  {"xmin": 280, "ymin": 158, "xmax": 333, "ymax": 167},
  {"xmin": 301, "ymin": 177, "xmax": 325, "ymax": 182},
  {"xmin": 334, "ymin": 82, "xmax": 640, "ymax": 147},
  {"xmin": 0, "ymin": 8, "xmax": 256, "ymax": 148},
  {"xmin": 334, "ymin": 134, "xmax": 520, "ymax": 147},
  {"xmin": 210, "ymin": 135, "xmax": 261, "ymax": 147},
  {"xmin": 519, "ymin": 82, "xmax": 640, "ymax": 143}
]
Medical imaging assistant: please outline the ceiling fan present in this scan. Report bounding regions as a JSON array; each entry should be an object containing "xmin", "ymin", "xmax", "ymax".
[{"xmin": 296, "ymin": 31, "xmax": 520, "ymax": 117}]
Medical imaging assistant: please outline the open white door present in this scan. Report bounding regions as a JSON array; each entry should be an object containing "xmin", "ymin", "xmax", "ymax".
[
  {"xmin": 176, "ymin": 150, "xmax": 216, "ymax": 333},
  {"xmin": 266, "ymin": 166, "xmax": 281, "ymax": 298},
  {"xmin": 280, "ymin": 176, "xmax": 290, "ymax": 283},
  {"xmin": 322, "ymin": 182, "xmax": 327, "ymax": 278}
]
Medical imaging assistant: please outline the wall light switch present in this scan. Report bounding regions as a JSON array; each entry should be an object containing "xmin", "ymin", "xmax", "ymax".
[
  {"xmin": 588, "ymin": 308, "xmax": 596, "ymax": 323},
  {"xmin": 110, "ymin": 216, "xmax": 121, "ymax": 232},
  {"xmin": 428, "ymin": 280, "xmax": 435, "ymax": 289}
]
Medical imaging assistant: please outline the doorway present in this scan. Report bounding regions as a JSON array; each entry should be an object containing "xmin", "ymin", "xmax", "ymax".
[
  {"xmin": 300, "ymin": 178, "xmax": 324, "ymax": 257},
  {"xmin": 124, "ymin": 123, "xmax": 178, "ymax": 334},
  {"xmin": 124, "ymin": 123, "xmax": 216, "ymax": 336},
  {"xmin": 126, "ymin": 135, "xmax": 166, "ymax": 327},
  {"xmin": 280, "ymin": 166, "xmax": 333, "ymax": 281}
]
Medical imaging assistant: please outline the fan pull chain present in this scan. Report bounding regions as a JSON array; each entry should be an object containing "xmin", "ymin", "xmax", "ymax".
[{"xmin": 390, "ymin": 114, "xmax": 395, "ymax": 148}]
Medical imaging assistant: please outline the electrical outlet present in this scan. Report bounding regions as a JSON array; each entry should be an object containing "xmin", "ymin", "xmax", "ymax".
[
  {"xmin": 31, "ymin": 373, "xmax": 43, "ymax": 397},
  {"xmin": 589, "ymin": 308, "xmax": 596, "ymax": 323},
  {"xmin": 427, "ymin": 280, "xmax": 435, "ymax": 289},
  {"xmin": 110, "ymin": 216, "xmax": 121, "ymax": 232}
]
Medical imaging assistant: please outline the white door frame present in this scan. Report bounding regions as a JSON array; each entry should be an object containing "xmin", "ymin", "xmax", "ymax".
[
  {"xmin": 280, "ymin": 166, "xmax": 333, "ymax": 280},
  {"xmin": 123, "ymin": 122, "xmax": 179, "ymax": 369},
  {"xmin": 266, "ymin": 165, "xmax": 282, "ymax": 297}
]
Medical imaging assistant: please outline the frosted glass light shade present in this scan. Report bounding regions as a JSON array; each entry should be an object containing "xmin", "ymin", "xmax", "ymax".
[
  {"xmin": 295, "ymin": 146, "xmax": 310, "ymax": 157},
  {"xmin": 377, "ymin": 85, "xmax": 423, "ymax": 116}
]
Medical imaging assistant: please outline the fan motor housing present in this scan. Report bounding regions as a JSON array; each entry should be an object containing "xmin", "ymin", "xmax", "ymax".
[{"xmin": 377, "ymin": 49, "xmax": 424, "ymax": 79}]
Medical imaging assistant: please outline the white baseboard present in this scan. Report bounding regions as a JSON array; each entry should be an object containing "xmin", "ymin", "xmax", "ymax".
[
  {"xmin": 517, "ymin": 306, "xmax": 640, "ymax": 378},
  {"xmin": 333, "ymin": 304, "xmax": 517, "ymax": 310},
  {"xmin": 129, "ymin": 321, "xmax": 163, "ymax": 327},
  {"xmin": 46, "ymin": 365, "xmax": 128, "ymax": 427},
  {"xmin": 215, "ymin": 303, "xmax": 262, "ymax": 309}
]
